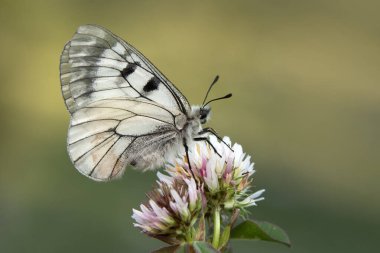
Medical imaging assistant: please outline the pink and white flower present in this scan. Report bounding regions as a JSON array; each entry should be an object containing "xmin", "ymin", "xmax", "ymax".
[
  {"xmin": 132, "ymin": 176, "xmax": 201, "ymax": 244},
  {"xmin": 132, "ymin": 135, "xmax": 264, "ymax": 243},
  {"xmin": 164, "ymin": 135, "xmax": 265, "ymax": 210}
]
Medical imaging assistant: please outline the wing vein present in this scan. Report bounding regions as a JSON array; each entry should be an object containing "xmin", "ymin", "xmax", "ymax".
[
  {"xmin": 69, "ymin": 130, "xmax": 114, "ymax": 146},
  {"xmin": 88, "ymin": 98, "xmax": 178, "ymax": 117},
  {"xmin": 74, "ymin": 86, "xmax": 137, "ymax": 100},
  {"xmin": 84, "ymin": 106, "xmax": 175, "ymax": 126},
  {"xmin": 73, "ymin": 133, "xmax": 116, "ymax": 163},
  {"xmin": 67, "ymin": 55, "xmax": 127, "ymax": 64},
  {"xmin": 68, "ymin": 76, "xmax": 121, "ymax": 85},
  {"xmin": 63, "ymin": 65, "xmax": 123, "ymax": 73},
  {"xmin": 89, "ymin": 136, "xmax": 122, "ymax": 176},
  {"xmin": 108, "ymin": 137, "xmax": 137, "ymax": 179},
  {"xmin": 71, "ymin": 117, "xmax": 135, "ymax": 127}
]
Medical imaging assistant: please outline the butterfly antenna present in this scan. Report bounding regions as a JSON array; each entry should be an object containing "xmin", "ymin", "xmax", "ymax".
[
  {"xmin": 203, "ymin": 93, "xmax": 232, "ymax": 107},
  {"xmin": 202, "ymin": 75, "xmax": 219, "ymax": 106}
]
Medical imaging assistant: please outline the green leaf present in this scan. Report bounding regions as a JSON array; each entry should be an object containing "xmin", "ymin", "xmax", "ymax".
[
  {"xmin": 192, "ymin": 241, "xmax": 220, "ymax": 253},
  {"xmin": 152, "ymin": 241, "xmax": 220, "ymax": 253},
  {"xmin": 223, "ymin": 244, "xmax": 233, "ymax": 253},
  {"xmin": 230, "ymin": 220, "xmax": 291, "ymax": 247}
]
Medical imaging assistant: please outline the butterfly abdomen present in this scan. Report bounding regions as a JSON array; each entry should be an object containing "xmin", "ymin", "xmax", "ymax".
[{"xmin": 127, "ymin": 133, "xmax": 183, "ymax": 171}]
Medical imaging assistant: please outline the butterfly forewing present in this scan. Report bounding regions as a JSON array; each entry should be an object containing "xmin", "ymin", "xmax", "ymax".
[{"xmin": 60, "ymin": 24, "xmax": 190, "ymax": 114}]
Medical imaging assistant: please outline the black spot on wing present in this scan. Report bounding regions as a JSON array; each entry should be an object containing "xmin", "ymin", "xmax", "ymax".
[
  {"xmin": 143, "ymin": 76, "xmax": 160, "ymax": 92},
  {"xmin": 121, "ymin": 64, "xmax": 137, "ymax": 79}
]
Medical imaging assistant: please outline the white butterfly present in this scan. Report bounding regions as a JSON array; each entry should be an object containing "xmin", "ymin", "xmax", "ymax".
[{"xmin": 60, "ymin": 25, "xmax": 231, "ymax": 181}]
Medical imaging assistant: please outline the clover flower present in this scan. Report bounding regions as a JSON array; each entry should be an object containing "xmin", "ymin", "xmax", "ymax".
[
  {"xmin": 132, "ymin": 176, "xmax": 202, "ymax": 244},
  {"xmin": 132, "ymin": 135, "xmax": 265, "ymax": 247},
  {"xmin": 163, "ymin": 135, "xmax": 265, "ymax": 212}
]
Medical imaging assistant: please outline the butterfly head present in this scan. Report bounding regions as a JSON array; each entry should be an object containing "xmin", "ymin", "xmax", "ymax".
[
  {"xmin": 190, "ymin": 105, "xmax": 211, "ymax": 125},
  {"xmin": 199, "ymin": 105, "xmax": 211, "ymax": 124}
]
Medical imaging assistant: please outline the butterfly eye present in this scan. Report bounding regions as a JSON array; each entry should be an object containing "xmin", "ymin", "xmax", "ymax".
[{"xmin": 199, "ymin": 108, "xmax": 210, "ymax": 123}]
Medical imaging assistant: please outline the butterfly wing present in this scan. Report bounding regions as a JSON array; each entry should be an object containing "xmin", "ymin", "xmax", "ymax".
[
  {"xmin": 67, "ymin": 97, "xmax": 187, "ymax": 181},
  {"xmin": 60, "ymin": 25, "xmax": 193, "ymax": 180},
  {"xmin": 60, "ymin": 24, "xmax": 191, "ymax": 114}
]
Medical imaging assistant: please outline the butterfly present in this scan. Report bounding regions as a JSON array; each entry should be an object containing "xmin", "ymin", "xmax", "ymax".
[{"xmin": 60, "ymin": 25, "xmax": 231, "ymax": 181}]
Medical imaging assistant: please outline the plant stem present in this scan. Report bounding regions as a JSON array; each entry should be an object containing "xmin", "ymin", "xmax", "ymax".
[{"xmin": 212, "ymin": 207, "xmax": 221, "ymax": 249}]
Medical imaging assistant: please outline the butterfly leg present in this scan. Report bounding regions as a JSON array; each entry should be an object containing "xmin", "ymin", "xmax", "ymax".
[
  {"xmin": 193, "ymin": 137, "xmax": 222, "ymax": 157},
  {"xmin": 198, "ymin": 127, "xmax": 233, "ymax": 151},
  {"xmin": 183, "ymin": 138, "xmax": 199, "ymax": 187}
]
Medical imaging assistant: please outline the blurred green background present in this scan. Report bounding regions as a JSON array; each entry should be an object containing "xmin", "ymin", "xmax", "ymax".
[{"xmin": 1, "ymin": 0, "xmax": 379, "ymax": 252}]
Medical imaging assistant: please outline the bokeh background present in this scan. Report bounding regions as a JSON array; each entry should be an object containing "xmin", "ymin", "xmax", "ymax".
[{"xmin": 1, "ymin": 0, "xmax": 379, "ymax": 252}]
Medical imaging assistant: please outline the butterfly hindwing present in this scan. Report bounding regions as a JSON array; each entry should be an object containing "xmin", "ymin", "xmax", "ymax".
[
  {"xmin": 60, "ymin": 24, "xmax": 191, "ymax": 114},
  {"xmin": 67, "ymin": 98, "xmax": 186, "ymax": 181}
]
